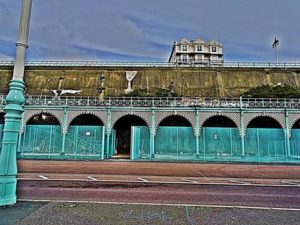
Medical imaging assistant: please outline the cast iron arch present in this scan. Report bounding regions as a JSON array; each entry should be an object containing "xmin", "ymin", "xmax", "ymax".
[
  {"xmin": 26, "ymin": 112, "xmax": 61, "ymax": 126},
  {"xmin": 69, "ymin": 114, "xmax": 104, "ymax": 126},
  {"xmin": 111, "ymin": 112, "xmax": 152, "ymax": 130},
  {"xmin": 202, "ymin": 115, "xmax": 237, "ymax": 128},
  {"xmin": 158, "ymin": 115, "xmax": 193, "ymax": 127},
  {"xmin": 247, "ymin": 116, "xmax": 282, "ymax": 128},
  {"xmin": 292, "ymin": 119, "xmax": 300, "ymax": 129}
]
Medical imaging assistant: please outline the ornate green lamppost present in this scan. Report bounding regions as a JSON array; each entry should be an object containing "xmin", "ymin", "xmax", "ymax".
[{"xmin": 0, "ymin": 0, "xmax": 32, "ymax": 206}]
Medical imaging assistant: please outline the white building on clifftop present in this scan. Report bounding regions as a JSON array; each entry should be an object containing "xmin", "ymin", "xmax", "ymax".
[{"xmin": 168, "ymin": 37, "xmax": 223, "ymax": 64}]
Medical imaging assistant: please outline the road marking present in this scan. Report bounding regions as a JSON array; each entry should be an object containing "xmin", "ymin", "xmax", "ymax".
[
  {"xmin": 87, "ymin": 176, "xmax": 98, "ymax": 181},
  {"xmin": 38, "ymin": 175, "xmax": 48, "ymax": 180},
  {"xmin": 229, "ymin": 179, "xmax": 250, "ymax": 185},
  {"xmin": 182, "ymin": 178, "xmax": 198, "ymax": 184},
  {"xmin": 18, "ymin": 199, "xmax": 300, "ymax": 211},
  {"xmin": 137, "ymin": 177, "xmax": 149, "ymax": 182},
  {"xmin": 281, "ymin": 181, "xmax": 300, "ymax": 186}
]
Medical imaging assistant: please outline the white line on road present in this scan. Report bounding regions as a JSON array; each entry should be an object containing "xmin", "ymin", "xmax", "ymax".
[
  {"xmin": 281, "ymin": 181, "xmax": 300, "ymax": 186},
  {"xmin": 38, "ymin": 175, "xmax": 48, "ymax": 180},
  {"xmin": 229, "ymin": 179, "xmax": 250, "ymax": 185},
  {"xmin": 137, "ymin": 177, "xmax": 149, "ymax": 182},
  {"xmin": 182, "ymin": 178, "xmax": 198, "ymax": 184},
  {"xmin": 87, "ymin": 176, "xmax": 98, "ymax": 181},
  {"xmin": 17, "ymin": 199, "xmax": 300, "ymax": 211}
]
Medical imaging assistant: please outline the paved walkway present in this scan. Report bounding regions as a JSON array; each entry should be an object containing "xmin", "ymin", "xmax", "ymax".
[{"xmin": 18, "ymin": 160, "xmax": 300, "ymax": 179}]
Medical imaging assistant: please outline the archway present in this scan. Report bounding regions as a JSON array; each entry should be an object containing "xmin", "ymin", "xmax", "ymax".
[
  {"xmin": 245, "ymin": 116, "xmax": 285, "ymax": 162},
  {"xmin": 21, "ymin": 113, "xmax": 62, "ymax": 158},
  {"xmin": 67, "ymin": 114, "xmax": 105, "ymax": 159},
  {"xmin": 113, "ymin": 115, "xmax": 149, "ymax": 157},
  {"xmin": 291, "ymin": 119, "xmax": 300, "ymax": 160},
  {"xmin": 0, "ymin": 112, "xmax": 4, "ymax": 124},
  {"xmin": 156, "ymin": 115, "xmax": 195, "ymax": 160},
  {"xmin": 201, "ymin": 116, "xmax": 240, "ymax": 161}
]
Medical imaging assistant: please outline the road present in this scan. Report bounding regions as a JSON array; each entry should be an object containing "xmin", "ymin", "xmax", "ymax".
[{"xmin": 17, "ymin": 179, "xmax": 300, "ymax": 209}]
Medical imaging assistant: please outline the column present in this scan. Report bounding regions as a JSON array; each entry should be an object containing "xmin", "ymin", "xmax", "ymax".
[
  {"xmin": 195, "ymin": 110, "xmax": 200, "ymax": 159},
  {"xmin": 150, "ymin": 110, "xmax": 155, "ymax": 159},
  {"xmin": 240, "ymin": 111, "xmax": 245, "ymax": 159},
  {"xmin": 105, "ymin": 109, "xmax": 111, "ymax": 159},
  {"xmin": 285, "ymin": 110, "xmax": 291, "ymax": 160},
  {"xmin": 61, "ymin": 108, "xmax": 67, "ymax": 155}
]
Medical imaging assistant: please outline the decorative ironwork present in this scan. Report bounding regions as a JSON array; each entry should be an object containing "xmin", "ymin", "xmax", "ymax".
[
  {"xmin": 199, "ymin": 112, "xmax": 242, "ymax": 135},
  {"xmin": 154, "ymin": 111, "xmax": 197, "ymax": 135},
  {"xmin": 110, "ymin": 111, "xmax": 152, "ymax": 130},
  {"xmin": 66, "ymin": 110, "xmax": 108, "ymax": 131},
  {"xmin": 243, "ymin": 112, "xmax": 286, "ymax": 134},
  {"xmin": 22, "ymin": 109, "xmax": 64, "ymax": 133}
]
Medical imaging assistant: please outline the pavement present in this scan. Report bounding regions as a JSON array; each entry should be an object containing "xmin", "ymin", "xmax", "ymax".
[{"xmin": 18, "ymin": 160, "xmax": 300, "ymax": 179}]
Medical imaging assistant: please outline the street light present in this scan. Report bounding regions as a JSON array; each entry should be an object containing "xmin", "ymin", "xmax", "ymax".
[{"xmin": 0, "ymin": 0, "xmax": 32, "ymax": 206}]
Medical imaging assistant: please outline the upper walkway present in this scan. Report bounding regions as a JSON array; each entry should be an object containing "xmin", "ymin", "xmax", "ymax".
[
  {"xmin": 1, "ymin": 60, "xmax": 300, "ymax": 69},
  {"xmin": 1, "ymin": 95, "xmax": 300, "ymax": 109}
]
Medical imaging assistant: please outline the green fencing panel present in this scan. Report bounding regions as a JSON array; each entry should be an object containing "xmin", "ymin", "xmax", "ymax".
[
  {"xmin": 290, "ymin": 129, "xmax": 300, "ymax": 160},
  {"xmin": 199, "ymin": 128, "xmax": 242, "ymax": 162},
  {"xmin": 65, "ymin": 126, "xmax": 104, "ymax": 159},
  {"xmin": 20, "ymin": 125, "xmax": 63, "ymax": 158},
  {"xmin": 106, "ymin": 129, "xmax": 116, "ymax": 158},
  {"xmin": 245, "ymin": 128, "xmax": 286, "ymax": 163},
  {"xmin": 155, "ymin": 126, "xmax": 196, "ymax": 160},
  {"xmin": 131, "ymin": 126, "xmax": 150, "ymax": 160}
]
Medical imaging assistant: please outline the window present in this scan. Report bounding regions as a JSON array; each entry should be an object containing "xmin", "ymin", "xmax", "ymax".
[
  {"xmin": 182, "ymin": 45, "xmax": 187, "ymax": 51},
  {"xmin": 182, "ymin": 54, "xmax": 188, "ymax": 63},
  {"xmin": 197, "ymin": 46, "xmax": 202, "ymax": 51},
  {"xmin": 211, "ymin": 46, "xmax": 217, "ymax": 52}
]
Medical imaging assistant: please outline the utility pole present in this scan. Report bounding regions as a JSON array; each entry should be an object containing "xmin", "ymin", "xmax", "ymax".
[{"xmin": 0, "ymin": 0, "xmax": 32, "ymax": 206}]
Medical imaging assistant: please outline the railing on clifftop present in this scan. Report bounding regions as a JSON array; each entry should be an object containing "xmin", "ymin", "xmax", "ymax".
[
  {"xmin": 0, "ymin": 60, "xmax": 300, "ymax": 68},
  {"xmin": 1, "ymin": 95, "xmax": 295, "ymax": 109}
]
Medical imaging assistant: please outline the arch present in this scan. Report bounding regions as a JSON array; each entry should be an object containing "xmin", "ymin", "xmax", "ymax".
[
  {"xmin": 202, "ymin": 115, "xmax": 237, "ymax": 128},
  {"xmin": 66, "ymin": 110, "xmax": 107, "ymax": 131},
  {"xmin": 23, "ymin": 110, "xmax": 64, "ymax": 127},
  {"xmin": 243, "ymin": 112, "xmax": 285, "ymax": 131},
  {"xmin": 69, "ymin": 114, "xmax": 104, "ymax": 126},
  {"xmin": 292, "ymin": 119, "xmax": 300, "ymax": 129},
  {"xmin": 110, "ymin": 111, "xmax": 152, "ymax": 130},
  {"xmin": 158, "ymin": 115, "xmax": 192, "ymax": 127},
  {"xmin": 26, "ymin": 113, "xmax": 60, "ymax": 125},
  {"xmin": 113, "ymin": 114, "xmax": 149, "ymax": 156},
  {"xmin": 155, "ymin": 111, "xmax": 197, "ymax": 135},
  {"xmin": 247, "ymin": 116, "xmax": 282, "ymax": 128}
]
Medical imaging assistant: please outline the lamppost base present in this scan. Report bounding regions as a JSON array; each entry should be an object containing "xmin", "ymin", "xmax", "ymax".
[{"xmin": 0, "ymin": 176, "xmax": 17, "ymax": 207}]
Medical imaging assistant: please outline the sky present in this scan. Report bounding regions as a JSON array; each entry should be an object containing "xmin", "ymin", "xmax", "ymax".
[{"xmin": 0, "ymin": 0, "xmax": 299, "ymax": 62}]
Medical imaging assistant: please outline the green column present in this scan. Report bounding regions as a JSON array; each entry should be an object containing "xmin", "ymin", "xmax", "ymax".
[
  {"xmin": 0, "ymin": 0, "xmax": 32, "ymax": 206},
  {"xmin": 0, "ymin": 80, "xmax": 25, "ymax": 206},
  {"xmin": 285, "ymin": 110, "xmax": 291, "ymax": 160},
  {"xmin": 150, "ymin": 110, "xmax": 155, "ymax": 159},
  {"xmin": 61, "ymin": 108, "xmax": 67, "ymax": 155},
  {"xmin": 106, "ymin": 109, "xmax": 111, "ymax": 159},
  {"xmin": 195, "ymin": 110, "xmax": 200, "ymax": 159},
  {"xmin": 240, "ymin": 111, "xmax": 245, "ymax": 159}
]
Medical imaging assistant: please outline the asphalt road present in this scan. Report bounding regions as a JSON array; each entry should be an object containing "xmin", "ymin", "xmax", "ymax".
[{"xmin": 17, "ymin": 180, "xmax": 300, "ymax": 209}]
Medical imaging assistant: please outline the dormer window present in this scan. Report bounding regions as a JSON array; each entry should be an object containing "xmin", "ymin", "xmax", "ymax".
[
  {"xmin": 182, "ymin": 45, "xmax": 187, "ymax": 51},
  {"xmin": 211, "ymin": 46, "xmax": 217, "ymax": 52}
]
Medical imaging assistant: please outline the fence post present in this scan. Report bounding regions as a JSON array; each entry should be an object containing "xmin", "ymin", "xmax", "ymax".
[{"xmin": 150, "ymin": 110, "xmax": 155, "ymax": 159}]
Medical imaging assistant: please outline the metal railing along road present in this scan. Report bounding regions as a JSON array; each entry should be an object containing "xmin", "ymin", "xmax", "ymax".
[{"xmin": 0, "ymin": 60, "xmax": 300, "ymax": 68}]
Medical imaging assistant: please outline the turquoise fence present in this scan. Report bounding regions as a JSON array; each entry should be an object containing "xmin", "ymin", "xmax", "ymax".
[
  {"xmin": 20, "ymin": 125, "xmax": 63, "ymax": 159},
  {"xmin": 131, "ymin": 126, "xmax": 300, "ymax": 163},
  {"xmin": 65, "ymin": 126, "xmax": 105, "ymax": 159},
  {"xmin": 106, "ymin": 129, "xmax": 117, "ymax": 158},
  {"xmin": 19, "ymin": 125, "xmax": 105, "ymax": 159}
]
